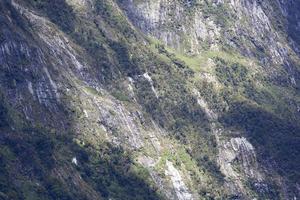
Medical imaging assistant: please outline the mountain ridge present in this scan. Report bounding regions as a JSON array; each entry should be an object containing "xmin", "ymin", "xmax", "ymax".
[{"xmin": 0, "ymin": 0, "xmax": 299, "ymax": 199}]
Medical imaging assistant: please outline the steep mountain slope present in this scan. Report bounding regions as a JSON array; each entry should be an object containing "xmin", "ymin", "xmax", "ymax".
[{"xmin": 0, "ymin": 0, "xmax": 299, "ymax": 199}]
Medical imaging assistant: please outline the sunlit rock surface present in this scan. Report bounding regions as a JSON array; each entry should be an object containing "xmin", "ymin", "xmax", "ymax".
[{"xmin": 0, "ymin": 0, "xmax": 299, "ymax": 199}]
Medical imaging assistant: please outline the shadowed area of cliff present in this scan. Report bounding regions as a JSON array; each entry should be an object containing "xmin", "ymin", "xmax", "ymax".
[
  {"xmin": 0, "ymin": 0, "xmax": 300, "ymax": 199},
  {"xmin": 0, "ymin": 95, "xmax": 163, "ymax": 200},
  {"xmin": 220, "ymin": 101, "xmax": 300, "ymax": 184}
]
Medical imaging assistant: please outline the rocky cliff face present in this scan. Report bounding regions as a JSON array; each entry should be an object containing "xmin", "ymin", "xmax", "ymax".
[
  {"xmin": 0, "ymin": 0, "xmax": 299, "ymax": 199},
  {"xmin": 120, "ymin": 0, "xmax": 300, "ymax": 83}
]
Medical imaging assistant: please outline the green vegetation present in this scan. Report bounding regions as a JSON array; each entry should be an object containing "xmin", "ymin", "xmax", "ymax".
[
  {"xmin": 150, "ymin": 37, "xmax": 255, "ymax": 73},
  {"xmin": 76, "ymin": 144, "xmax": 161, "ymax": 199},
  {"xmin": 95, "ymin": 0, "xmax": 135, "ymax": 38},
  {"xmin": 111, "ymin": 90, "xmax": 131, "ymax": 102},
  {"xmin": 201, "ymin": 2, "xmax": 236, "ymax": 28},
  {"xmin": 221, "ymin": 101, "xmax": 300, "ymax": 183},
  {"xmin": 0, "ymin": 86, "xmax": 161, "ymax": 199},
  {"xmin": 27, "ymin": 0, "xmax": 76, "ymax": 33},
  {"xmin": 0, "ymin": 126, "xmax": 162, "ymax": 200},
  {"xmin": 1, "ymin": 0, "xmax": 299, "ymax": 199},
  {"xmin": 215, "ymin": 57, "xmax": 249, "ymax": 87}
]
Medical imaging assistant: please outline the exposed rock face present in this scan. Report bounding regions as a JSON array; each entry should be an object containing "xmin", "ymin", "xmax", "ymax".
[
  {"xmin": 218, "ymin": 137, "xmax": 262, "ymax": 191},
  {"xmin": 119, "ymin": 0, "xmax": 300, "ymax": 87},
  {"xmin": 0, "ymin": 0, "xmax": 299, "ymax": 199},
  {"xmin": 193, "ymin": 88, "xmax": 266, "ymax": 198},
  {"xmin": 119, "ymin": 0, "xmax": 220, "ymax": 53},
  {"xmin": 165, "ymin": 161, "xmax": 193, "ymax": 200}
]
